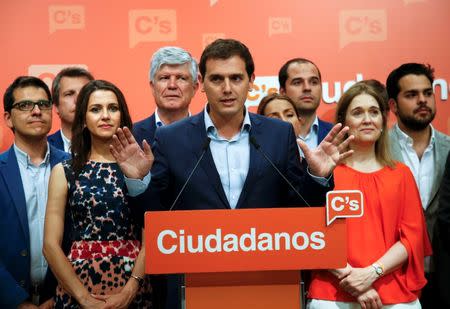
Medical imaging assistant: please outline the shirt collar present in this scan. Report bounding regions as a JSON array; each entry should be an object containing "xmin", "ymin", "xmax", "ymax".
[
  {"xmin": 155, "ymin": 109, "xmax": 165, "ymax": 127},
  {"xmin": 155, "ymin": 108, "xmax": 192, "ymax": 128},
  {"xmin": 311, "ymin": 116, "xmax": 319, "ymax": 132},
  {"xmin": 203, "ymin": 104, "xmax": 252, "ymax": 138},
  {"xmin": 394, "ymin": 123, "xmax": 436, "ymax": 147},
  {"xmin": 14, "ymin": 142, "xmax": 51, "ymax": 167},
  {"xmin": 60, "ymin": 129, "xmax": 70, "ymax": 144}
]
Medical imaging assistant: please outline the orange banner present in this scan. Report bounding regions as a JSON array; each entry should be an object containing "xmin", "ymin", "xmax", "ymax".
[
  {"xmin": 2, "ymin": 1, "xmax": 449, "ymax": 151},
  {"xmin": 145, "ymin": 207, "xmax": 346, "ymax": 274}
]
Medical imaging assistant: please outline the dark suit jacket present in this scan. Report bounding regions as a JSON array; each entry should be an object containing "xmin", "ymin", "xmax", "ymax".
[
  {"xmin": 47, "ymin": 130, "xmax": 65, "ymax": 151},
  {"xmin": 133, "ymin": 113, "xmax": 158, "ymax": 147},
  {"xmin": 136, "ymin": 111, "xmax": 332, "ymax": 309},
  {"xmin": 133, "ymin": 113, "xmax": 168, "ymax": 309},
  {"xmin": 435, "ymin": 152, "xmax": 450, "ymax": 306},
  {"xmin": 318, "ymin": 118, "xmax": 333, "ymax": 144},
  {"xmin": 0, "ymin": 145, "xmax": 68, "ymax": 308},
  {"xmin": 139, "ymin": 111, "xmax": 331, "ymax": 211}
]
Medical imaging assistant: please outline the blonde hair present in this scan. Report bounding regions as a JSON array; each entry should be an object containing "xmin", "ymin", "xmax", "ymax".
[{"xmin": 335, "ymin": 81, "xmax": 395, "ymax": 168}]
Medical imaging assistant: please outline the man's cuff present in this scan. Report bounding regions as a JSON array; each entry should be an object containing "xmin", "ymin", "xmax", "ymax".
[
  {"xmin": 307, "ymin": 166, "xmax": 332, "ymax": 186},
  {"xmin": 125, "ymin": 172, "xmax": 151, "ymax": 197}
]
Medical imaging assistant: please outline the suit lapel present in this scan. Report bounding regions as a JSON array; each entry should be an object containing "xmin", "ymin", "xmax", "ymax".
[
  {"xmin": 189, "ymin": 113, "xmax": 230, "ymax": 208},
  {"xmin": 427, "ymin": 133, "xmax": 448, "ymax": 209},
  {"xmin": 389, "ymin": 129, "xmax": 405, "ymax": 162},
  {"xmin": 0, "ymin": 147, "xmax": 29, "ymax": 240},
  {"xmin": 49, "ymin": 144, "xmax": 69, "ymax": 167},
  {"xmin": 317, "ymin": 119, "xmax": 327, "ymax": 143},
  {"xmin": 236, "ymin": 114, "xmax": 264, "ymax": 209}
]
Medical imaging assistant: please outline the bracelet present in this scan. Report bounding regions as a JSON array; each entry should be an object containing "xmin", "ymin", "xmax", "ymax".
[{"xmin": 130, "ymin": 274, "xmax": 144, "ymax": 287}]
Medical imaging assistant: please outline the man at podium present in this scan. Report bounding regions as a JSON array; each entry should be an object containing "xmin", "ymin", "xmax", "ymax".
[{"xmin": 111, "ymin": 38, "xmax": 354, "ymax": 309}]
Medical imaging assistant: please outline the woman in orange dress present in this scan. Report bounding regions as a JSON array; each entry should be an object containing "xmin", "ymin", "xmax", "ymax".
[{"xmin": 307, "ymin": 81, "xmax": 432, "ymax": 309}]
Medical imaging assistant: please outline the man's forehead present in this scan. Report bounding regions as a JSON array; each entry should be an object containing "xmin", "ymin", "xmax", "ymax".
[
  {"xmin": 204, "ymin": 56, "xmax": 247, "ymax": 75},
  {"xmin": 60, "ymin": 75, "xmax": 90, "ymax": 84},
  {"xmin": 398, "ymin": 74, "xmax": 432, "ymax": 91},
  {"xmin": 13, "ymin": 86, "xmax": 48, "ymax": 99},
  {"xmin": 60, "ymin": 76, "xmax": 90, "ymax": 90},
  {"xmin": 157, "ymin": 62, "xmax": 191, "ymax": 74},
  {"xmin": 287, "ymin": 62, "xmax": 320, "ymax": 79}
]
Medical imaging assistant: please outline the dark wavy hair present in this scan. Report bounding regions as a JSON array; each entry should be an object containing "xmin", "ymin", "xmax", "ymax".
[
  {"xmin": 71, "ymin": 80, "xmax": 133, "ymax": 175},
  {"xmin": 386, "ymin": 63, "xmax": 434, "ymax": 101}
]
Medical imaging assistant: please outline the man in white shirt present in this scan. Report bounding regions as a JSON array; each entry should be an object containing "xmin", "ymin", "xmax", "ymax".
[
  {"xmin": 278, "ymin": 58, "xmax": 333, "ymax": 155},
  {"xmin": 48, "ymin": 67, "xmax": 94, "ymax": 152},
  {"xmin": 387, "ymin": 62, "xmax": 450, "ymax": 308},
  {"xmin": 133, "ymin": 46, "xmax": 199, "ymax": 147}
]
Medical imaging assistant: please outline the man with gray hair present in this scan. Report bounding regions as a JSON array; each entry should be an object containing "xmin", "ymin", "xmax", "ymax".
[
  {"xmin": 132, "ymin": 46, "xmax": 198, "ymax": 309},
  {"xmin": 133, "ymin": 46, "xmax": 199, "ymax": 146}
]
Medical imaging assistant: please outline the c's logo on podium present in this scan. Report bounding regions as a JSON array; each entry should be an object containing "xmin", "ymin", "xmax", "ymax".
[{"xmin": 326, "ymin": 190, "xmax": 363, "ymax": 226}]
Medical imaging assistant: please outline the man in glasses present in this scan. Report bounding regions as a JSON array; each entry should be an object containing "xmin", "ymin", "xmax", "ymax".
[{"xmin": 0, "ymin": 76, "xmax": 68, "ymax": 308}]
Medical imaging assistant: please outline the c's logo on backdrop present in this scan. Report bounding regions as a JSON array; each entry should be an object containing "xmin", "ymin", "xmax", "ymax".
[
  {"xmin": 129, "ymin": 9, "xmax": 176, "ymax": 48},
  {"xmin": 202, "ymin": 33, "xmax": 226, "ymax": 49},
  {"xmin": 269, "ymin": 17, "xmax": 292, "ymax": 37},
  {"xmin": 339, "ymin": 9, "xmax": 387, "ymax": 49},
  {"xmin": 49, "ymin": 5, "xmax": 85, "ymax": 34},
  {"xmin": 247, "ymin": 76, "xmax": 279, "ymax": 107},
  {"xmin": 28, "ymin": 64, "xmax": 89, "ymax": 89}
]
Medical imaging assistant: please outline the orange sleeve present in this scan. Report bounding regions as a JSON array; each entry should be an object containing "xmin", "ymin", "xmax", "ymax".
[{"xmin": 398, "ymin": 165, "xmax": 432, "ymax": 292}]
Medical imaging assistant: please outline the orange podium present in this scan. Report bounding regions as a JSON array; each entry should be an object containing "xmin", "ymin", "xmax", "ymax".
[{"xmin": 145, "ymin": 207, "xmax": 346, "ymax": 309}]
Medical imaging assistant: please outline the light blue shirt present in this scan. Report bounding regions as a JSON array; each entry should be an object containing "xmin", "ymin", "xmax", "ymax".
[
  {"xmin": 14, "ymin": 141, "xmax": 147, "ymax": 287},
  {"xmin": 204, "ymin": 107, "xmax": 251, "ymax": 209},
  {"xmin": 298, "ymin": 116, "xmax": 319, "ymax": 157},
  {"xmin": 14, "ymin": 143, "xmax": 51, "ymax": 286}
]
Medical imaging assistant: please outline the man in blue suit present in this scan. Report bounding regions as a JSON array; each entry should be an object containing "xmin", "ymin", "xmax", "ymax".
[
  {"xmin": 132, "ymin": 46, "xmax": 199, "ymax": 309},
  {"xmin": 113, "ymin": 39, "xmax": 353, "ymax": 309},
  {"xmin": 0, "ymin": 76, "xmax": 69, "ymax": 308},
  {"xmin": 47, "ymin": 67, "xmax": 93, "ymax": 152},
  {"xmin": 278, "ymin": 58, "xmax": 333, "ymax": 157},
  {"xmin": 133, "ymin": 46, "xmax": 199, "ymax": 147}
]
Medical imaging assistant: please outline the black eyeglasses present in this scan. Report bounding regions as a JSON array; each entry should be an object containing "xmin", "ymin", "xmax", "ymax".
[{"xmin": 11, "ymin": 100, "xmax": 53, "ymax": 111}]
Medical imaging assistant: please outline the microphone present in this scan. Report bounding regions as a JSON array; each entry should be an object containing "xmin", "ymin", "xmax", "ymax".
[
  {"xmin": 169, "ymin": 138, "xmax": 211, "ymax": 211},
  {"xmin": 249, "ymin": 136, "xmax": 310, "ymax": 207}
]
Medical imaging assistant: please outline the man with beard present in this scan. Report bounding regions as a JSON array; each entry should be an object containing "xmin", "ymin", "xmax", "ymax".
[
  {"xmin": 278, "ymin": 58, "xmax": 333, "ymax": 157},
  {"xmin": 387, "ymin": 63, "xmax": 450, "ymax": 308}
]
